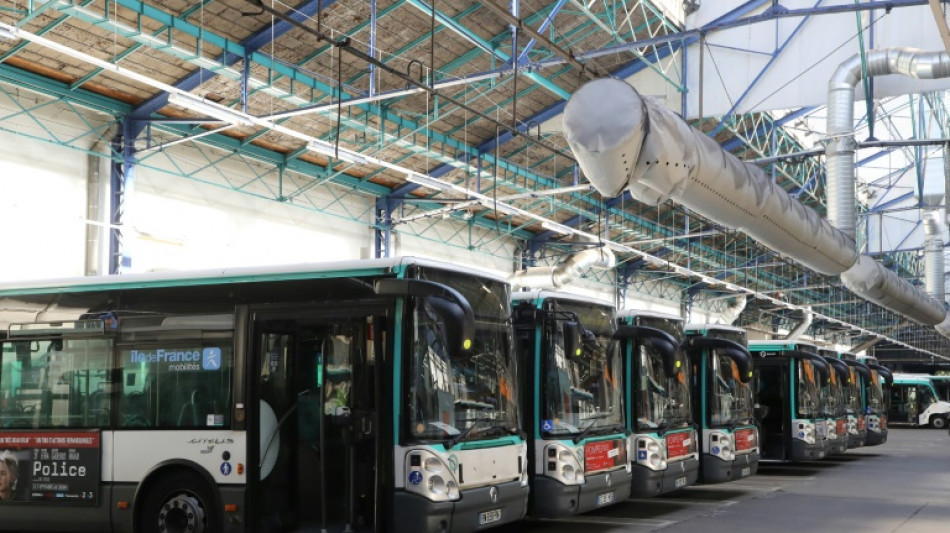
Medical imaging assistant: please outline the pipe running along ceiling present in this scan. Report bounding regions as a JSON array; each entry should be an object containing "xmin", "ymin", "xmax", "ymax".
[{"xmin": 561, "ymin": 74, "xmax": 948, "ymax": 337}]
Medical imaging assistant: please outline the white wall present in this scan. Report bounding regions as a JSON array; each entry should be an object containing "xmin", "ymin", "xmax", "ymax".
[{"xmin": 0, "ymin": 129, "xmax": 90, "ymax": 282}]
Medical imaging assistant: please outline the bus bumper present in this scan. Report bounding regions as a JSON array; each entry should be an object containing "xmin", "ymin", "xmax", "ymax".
[
  {"xmin": 530, "ymin": 469, "xmax": 632, "ymax": 517},
  {"xmin": 630, "ymin": 456, "xmax": 699, "ymax": 497},
  {"xmin": 865, "ymin": 428, "xmax": 887, "ymax": 446},
  {"xmin": 702, "ymin": 451, "xmax": 759, "ymax": 484},
  {"xmin": 847, "ymin": 429, "xmax": 867, "ymax": 449},
  {"xmin": 392, "ymin": 481, "xmax": 527, "ymax": 533},
  {"xmin": 826, "ymin": 437, "xmax": 848, "ymax": 455},
  {"xmin": 790, "ymin": 439, "xmax": 822, "ymax": 461}
]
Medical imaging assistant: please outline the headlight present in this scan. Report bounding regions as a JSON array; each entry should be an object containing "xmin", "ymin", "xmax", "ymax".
[
  {"xmin": 428, "ymin": 475, "xmax": 446, "ymax": 494},
  {"xmin": 424, "ymin": 457, "xmax": 444, "ymax": 474},
  {"xmin": 544, "ymin": 443, "xmax": 584, "ymax": 486},
  {"xmin": 562, "ymin": 464, "xmax": 575, "ymax": 481},
  {"xmin": 404, "ymin": 450, "xmax": 460, "ymax": 503},
  {"xmin": 636, "ymin": 437, "xmax": 667, "ymax": 471}
]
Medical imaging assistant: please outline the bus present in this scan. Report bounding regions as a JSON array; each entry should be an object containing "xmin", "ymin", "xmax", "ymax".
[
  {"xmin": 888, "ymin": 374, "xmax": 950, "ymax": 429},
  {"xmin": 858, "ymin": 356, "xmax": 892, "ymax": 445},
  {"xmin": 817, "ymin": 350, "xmax": 851, "ymax": 456},
  {"xmin": 839, "ymin": 353, "xmax": 870, "ymax": 447},
  {"xmin": 684, "ymin": 324, "xmax": 759, "ymax": 483},
  {"xmin": 927, "ymin": 375, "xmax": 950, "ymax": 402},
  {"xmin": 618, "ymin": 311, "xmax": 699, "ymax": 496},
  {"xmin": 748, "ymin": 341, "xmax": 830, "ymax": 462},
  {"xmin": 511, "ymin": 292, "xmax": 631, "ymax": 517},
  {"xmin": 0, "ymin": 258, "xmax": 529, "ymax": 533}
]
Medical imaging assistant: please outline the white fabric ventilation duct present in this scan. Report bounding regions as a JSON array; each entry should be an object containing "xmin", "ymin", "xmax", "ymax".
[
  {"xmin": 562, "ymin": 76, "xmax": 947, "ymax": 333},
  {"xmin": 719, "ymin": 295, "xmax": 747, "ymax": 326},
  {"xmin": 786, "ymin": 307, "xmax": 813, "ymax": 341},
  {"xmin": 510, "ymin": 246, "xmax": 615, "ymax": 289}
]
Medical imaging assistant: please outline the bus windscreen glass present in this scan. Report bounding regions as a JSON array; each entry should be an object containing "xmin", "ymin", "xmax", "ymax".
[
  {"xmin": 540, "ymin": 302, "xmax": 623, "ymax": 437},
  {"xmin": 797, "ymin": 360, "xmax": 821, "ymax": 418},
  {"xmin": 709, "ymin": 354, "xmax": 753, "ymax": 427},
  {"xmin": 407, "ymin": 269, "xmax": 519, "ymax": 442}
]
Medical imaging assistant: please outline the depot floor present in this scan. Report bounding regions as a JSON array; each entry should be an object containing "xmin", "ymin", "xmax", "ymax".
[{"xmin": 497, "ymin": 428, "xmax": 950, "ymax": 533}]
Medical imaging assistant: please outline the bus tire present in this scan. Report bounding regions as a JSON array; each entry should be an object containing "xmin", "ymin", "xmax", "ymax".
[
  {"xmin": 930, "ymin": 415, "xmax": 947, "ymax": 429},
  {"xmin": 137, "ymin": 470, "xmax": 221, "ymax": 533}
]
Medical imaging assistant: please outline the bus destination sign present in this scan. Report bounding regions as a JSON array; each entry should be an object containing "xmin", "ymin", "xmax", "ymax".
[{"xmin": 0, "ymin": 431, "xmax": 100, "ymax": 505}]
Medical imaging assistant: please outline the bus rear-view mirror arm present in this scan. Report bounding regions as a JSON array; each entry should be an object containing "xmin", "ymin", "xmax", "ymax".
[{"xmin": 375, "ymin": 278, "xmax": 475, "ymax": 357}]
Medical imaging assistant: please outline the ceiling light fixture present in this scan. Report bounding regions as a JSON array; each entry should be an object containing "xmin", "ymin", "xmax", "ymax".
[
  {"xmin": 0, "ymin": 23, "xmax": 19, "ymax": 41},
  {"xmin": 167, "ymin": 92, "xmax": 253, "ymax": 127},
  {"xmin": 307, "ymin": 140, "xmax": 368, "ymax": 166},
  {"xmin": 541, "ymin": 220, "xmax": 572, "ymax": 235}
]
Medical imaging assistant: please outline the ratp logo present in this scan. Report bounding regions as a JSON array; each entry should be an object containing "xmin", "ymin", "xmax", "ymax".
[{"xmin": 202, "ymin": 347, "xmax": 222, "ymax": 370}]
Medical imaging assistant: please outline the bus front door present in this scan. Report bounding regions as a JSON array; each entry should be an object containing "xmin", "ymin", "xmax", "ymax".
[
  {"xmin": 253, "ymin": 311, "xmax": 384, "ymax": 533},
  {"xmin": 887, "ymin": 385, "xmax": 914, "ymax": 424}
]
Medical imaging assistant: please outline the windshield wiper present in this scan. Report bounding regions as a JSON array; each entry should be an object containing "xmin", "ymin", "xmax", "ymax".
[
  {"xmin": 573, "ymin": 413, "xmax": 610, "ymax": 444},
  {"xmin": 445, "ymin": 416, "xmax": 495, "ymax": 450}
]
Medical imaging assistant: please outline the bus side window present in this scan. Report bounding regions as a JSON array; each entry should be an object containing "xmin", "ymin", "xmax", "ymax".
[{"xmin": 117, "ymin": 342, "xmax": 233, "ymax": 429}]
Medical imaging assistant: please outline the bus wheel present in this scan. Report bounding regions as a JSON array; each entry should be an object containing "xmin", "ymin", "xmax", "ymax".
[
  {"xmin": 139, "ymin": 471, "xmax": 219, "ymax": 533},
  {"xmin": 931, "ymin": 415, "xmax": 948, "ymax": 430}
]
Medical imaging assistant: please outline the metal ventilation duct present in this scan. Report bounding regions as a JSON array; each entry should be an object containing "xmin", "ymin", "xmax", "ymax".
[
  {"xmin": 922, "ymin": 209, "xmax": 945, "ymax": 302},
  {"xmin": 826, "ymin": 48, "xmax": 950, "ymax": 239},
  {"xmin": 562, "ymin": 78, "xmax": 946, "ymax": 327},
  {"xmin": 510, "ymin": 246, "xmax": 615, "ymax": 289}
]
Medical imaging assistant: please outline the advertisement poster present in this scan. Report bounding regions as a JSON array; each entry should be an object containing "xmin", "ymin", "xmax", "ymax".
[
  {"xmin": 0, "ymin": 431, "xmax": 100, "ymax": 505},
  {"xmin": 584, "ymin": 439, "xmax": 626, "ymax": 472}
]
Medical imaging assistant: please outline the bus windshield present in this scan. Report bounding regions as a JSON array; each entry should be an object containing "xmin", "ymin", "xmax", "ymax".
[
  {"xmin": 796, "ymin": 359, "xmax": 820, "ymax": 417},
  {"xmin": 541, "ymin": 303, "xmax": 623, "ymax": 437},
  {"xmin": 823, "ymin": 370, "xmax": 846, "ymax": 417},
  {"xmin": 865, "ymin": 371, "xmax": 884, "ymax": 414},
  {"xmin": 845, "ymin": 368, "xmax": 862, "ymax": 414},
  {"xmin": 406, "ymin": 270, "xmax": 519, "ymax": 442},
  {"xmin": 709, "ymin": 353, "xmax": 754, "ymax": 427},
  {"xmin": 635, "ymin": 345, "xmax": 690, "ymax": 432}
]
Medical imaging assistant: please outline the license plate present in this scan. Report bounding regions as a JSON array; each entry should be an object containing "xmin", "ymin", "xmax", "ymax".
[
  {"xmin": 674, "ymin": 476, "xmax": 687, "ymax": 488},
  {"xmin": 741, "ymin": 467, "xmax": 751, "ymax": 477},
  {"xmin": 479, "ymin": 509, "xmax": 502, "ymax": 525},
  {"xmin": 596, "ymin": 491, "xmax": 615, "ymax": 506}
]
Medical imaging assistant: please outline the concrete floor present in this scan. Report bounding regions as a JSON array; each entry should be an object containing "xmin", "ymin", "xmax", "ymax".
[{"xmin": 497, "ymin": 428, "xmax": 950, "ymax": 533}]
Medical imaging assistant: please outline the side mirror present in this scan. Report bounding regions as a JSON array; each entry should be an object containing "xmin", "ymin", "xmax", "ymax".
[
  {"xmin": 375, "ymin": 278, "xmax": 475, "ymax": 357},
  {"xmin": 425, "ymin": 295, "xmax": 471, "ymax": 358},
  {"xmin": 687, "ymin": 337, "xmax": 752, "ymax": 383},
  {"xmin": 616, "ymin": 325, "xmax": 679, "ymax": 376},
  {"xmin": 562, "ymin": 321, "xmax": 582, "ymax": 359}
]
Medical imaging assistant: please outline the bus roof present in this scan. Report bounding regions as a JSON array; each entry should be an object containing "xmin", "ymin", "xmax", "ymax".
[
  {"xmin": 0, "ymin": 256, "xmax": 509, "ymax": 297},
  {"xmin": 748, "ymin": 340, "xmax": 819, "ymax": 351},
  {"xmin": 617, "ymin": 309, "xmax": 683, "ymax": 321},
  {"xmin": 511, "ymin": 290, "xmax": 614, "ymax": 309},
  {"xmin": 685, "ymin": 323, "xmax": 745, "ymax": 335}
]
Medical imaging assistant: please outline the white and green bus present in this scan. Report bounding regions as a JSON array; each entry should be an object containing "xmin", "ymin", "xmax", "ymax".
[
  {"xmin": 511, "ymin": 292, "xmax": 631, "ymax": 518},
  {"xmin": 0, "ymin": 258, "xmax": 529, "ymax": 533},
  {"xmin": 684, "ymin": 324, "xmax": 759, "ymax": 483},
  {"xmin": 839, "ymin": 353, "xmax": 871, "ymax": 447},
  {"xmin": 888, "ymin": 374, "xmax": 950, "ymax": 429},
  {"xmin": 618, "ymin": 311, "xmax": 699, "ymax": 496},
  {"xmin": 817, "ymin": 350, "xmax": 852, "ymax": 455},
  {"xmin": 749, "ymin": 341, "xmax": 830, "ymax": 462},
  {"xmin": 857, "ymin": 355, "xmax": 892, "ymax": 445}
]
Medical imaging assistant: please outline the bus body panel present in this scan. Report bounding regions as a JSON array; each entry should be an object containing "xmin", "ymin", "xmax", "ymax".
[
  {"xmin": 392, "ymin": 479, "xmax": 527, "ymax": 533},
  {"xmin": 918, "ymin": 400, "xmax": 950, "ymax": 425},
  {"xmin": 700, "ymin": 426, "xmax": 759, "ymax": 483},
  {"xmin": 394, "ymin": 443, "xmax": 524, "ymax": 491},
  {"xmin": 113, "ymin": 430, "xmax": 247, "ymax": 484}
]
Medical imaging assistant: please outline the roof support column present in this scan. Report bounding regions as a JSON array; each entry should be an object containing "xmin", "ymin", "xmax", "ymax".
[
  {"xmin": 109, "ymin": 117, "xmax": 138, "ymax": 274},
  {"xmin": 375, "ymin": 197, "xmax": 395, "ymax": 258}
]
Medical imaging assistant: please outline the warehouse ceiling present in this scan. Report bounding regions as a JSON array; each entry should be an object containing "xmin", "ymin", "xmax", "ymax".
[{"xmin": 1, "ymin": 0, "xmax": 950, "ymax": 364}]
